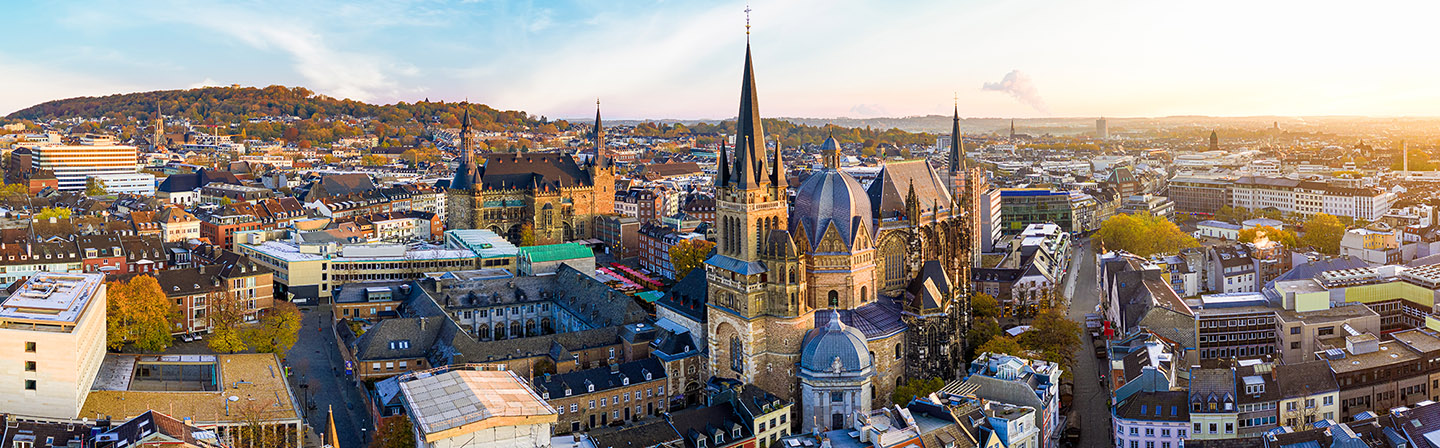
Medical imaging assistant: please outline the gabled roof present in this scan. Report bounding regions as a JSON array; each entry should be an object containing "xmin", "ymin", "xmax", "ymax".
[
  {"xmin": 352, "ymin": 317, "xmax": 443, "ymax": 360},
  {"xmin": 866, "ymin": 159, "xmax": 953, "ymax": 219},
  {"xmin": 480, "ymin": 153, "xmax": 592, "ymax": 190}
]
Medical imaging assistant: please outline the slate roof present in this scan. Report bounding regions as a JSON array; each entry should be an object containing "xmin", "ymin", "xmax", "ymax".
[
  {"xmin": 867, "ymin": 159, "xmax": 953, "ymax": 219},
  {"xmin": 800, "ymin": 313, "xmax": 873, "ymax": 374},
  {"xmin": 1275, "ymin": 361, "xmax": 1339, "ymax": 399},
  {"xmin": 479, "ymin": 153, "xmax": 592, "ymax": 190},
  {"xmin": 93, "ymin": 410, "xmax": 219, "ymax": 448},
  {"xmin": 1115, "ymin": 390, "xmax": 1190, "ymax": 422},
  {"xmin": 959, "ymin": 375, "xmax": 1043, "ymax": 409},
  {"xmin": 588, "ymin": 421, "xmax": 683, "ymax": 448},
  {"xmin": 814, "ymin": 298, "xmax": 906, "ymax": 339},
  {"xmin": 973, "ymin": 267, "xmax": 1025, "ymax": 283},
  {"xmin": 668, "ymin": 403, "xmax": 750, "ymax": 448},
  {"xmin": 906, "ymin": 260, "xmax": 951, "ymax": 312},
  {"xmin": 534, "ymin": 357, "xmax": 665, "ymax": 399},
  {"xmin": 351, "ymin": 316, "xmax": 443, "ymax": 360},
  {"xmin": 657, "ymin": 265, "xmax": 709, "ymax": 324},
  {"xmin": 1190, "ymin": 368, "xmax": 1237, "ymax": 409},
  {"xmin": 793, "ymin": 168, "xmax": 872, "ymax": 249}
]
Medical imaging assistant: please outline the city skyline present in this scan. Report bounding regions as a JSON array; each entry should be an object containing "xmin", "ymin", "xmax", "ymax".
[{"xmin": 4, "ymin": 0, "xmax": 1440, "ymax": 119}]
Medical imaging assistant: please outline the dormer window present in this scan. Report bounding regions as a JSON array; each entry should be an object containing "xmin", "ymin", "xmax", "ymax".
[
  {"xmin": 733, "ymin": 427, "xmax": 741, "ymax": 439},
  {"xmin": 644, "ymin": 370, "xmax": 652, "ymax": 381},
  {"xmin": 587, "ymin": 382, "xmax": 595, "ymax": 393},
  {"xmin": 715, "ymin": 434, "xmax": 723, "ymax": 444},
  {"xmin": 697, "ymin": 439, "xmax": 706, "ymax": 448},
  {"xmin": 623, "ymin": 377, "xmax": 630, "ymax": 386}
]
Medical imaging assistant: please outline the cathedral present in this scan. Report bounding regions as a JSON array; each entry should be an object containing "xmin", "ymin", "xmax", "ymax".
[
  {"xmin": 704, "ymin": 36, "xmax": 976, "ymax": 433},
  {"xmin": 445, "ymin": 105, "xmax": 616, "ymax": 244}
]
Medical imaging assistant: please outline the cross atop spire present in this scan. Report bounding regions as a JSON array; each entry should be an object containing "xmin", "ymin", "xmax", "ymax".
[{"xmin": 745, "ymin": 3, "xmax": 752, "ymax": 38}]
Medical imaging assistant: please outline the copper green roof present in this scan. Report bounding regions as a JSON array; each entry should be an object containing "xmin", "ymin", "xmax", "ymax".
[{"xmin": 519, "ymin": 243, "xmax": 593, "ymax": 263}]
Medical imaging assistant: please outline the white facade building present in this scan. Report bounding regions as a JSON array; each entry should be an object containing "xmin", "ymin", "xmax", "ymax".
[
  {"xmin": 24, "ymin": 139, "xmax": 138, "ymax": 191},
  {"xmin": 0, "ymin": 272, "xmax": 108, "ymax": 420},
  {"xmin": 88, "ymin": 173, "xmax": 156, "ymax": 196}
]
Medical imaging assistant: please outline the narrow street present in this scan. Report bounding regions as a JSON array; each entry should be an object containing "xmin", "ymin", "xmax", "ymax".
[
  {"xmin": 287, "ymin": 306, "xmax": 372, "ymax": 448},
  {"xmin": 1063, "ymin": 238, "xmax": 1112, "ymax": 448}
]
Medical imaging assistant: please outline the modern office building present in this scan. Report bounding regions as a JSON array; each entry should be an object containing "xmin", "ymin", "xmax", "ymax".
[
  {"xmin": 999, "ymin": 189, "xmax": 1074, "ymax": 233},
  {"xmin": 0, "ymin": 272, "xmax": 108, "ymax": 420},
  {"xmin": 24, "ymin": 136, "xmax": 138, "ymax": 191}
]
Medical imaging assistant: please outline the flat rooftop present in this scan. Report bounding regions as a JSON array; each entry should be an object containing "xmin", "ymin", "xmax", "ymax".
[
  {"xmin": 81, "ymin": 354, "xmax": 299, "ymax": 425},
  {"xmin": 400, "ymin": 367, "xmax": 554, "ymax": 438},
  {"xmin": 1329, "ymin": 341, "xmax": 1420, "ymax": 374},
  {"xmin": 0, "ymin": 272, "xmax": 105, "ymax": 326},
  {"xmin": 1276, "ymin": 304, "xmax": 1379, "ymax": 324}
]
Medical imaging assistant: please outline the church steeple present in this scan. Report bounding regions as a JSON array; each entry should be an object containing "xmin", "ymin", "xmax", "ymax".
[
  {"xmin": 450, "ymin": 104, "xmax": 479, "ymax": 190},
  {"xmin": 770, "ymin": 134, "xmax": 783, "ymax": 187},
  {"xmin": 732, "ymin": 42, "xmax": 766, "ymax": 189},
  {"xmin": 949, "ymin": 103, "xmax": 963, "ymax": 175},
  {"xmin": 593, "ymin": 99, "xmax": 607, "ymax": 167}
]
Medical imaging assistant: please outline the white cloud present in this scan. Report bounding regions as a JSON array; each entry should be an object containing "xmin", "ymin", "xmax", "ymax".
[
  {"xmin": 0, "ymin": 52, "xmax": 140, "ymax": 115},
  {"xmin": 189, "ymin": 78, "xmax": 224, "ymax": 89}
]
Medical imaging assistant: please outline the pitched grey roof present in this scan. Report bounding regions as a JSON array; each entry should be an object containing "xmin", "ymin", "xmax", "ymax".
[
  {"xmin": 793, "ymin": 168, "xmax": 872, "ymax": 249},
  {"xmin": 534, "ymin": 357, "xmax": 665, "ymax": 398},
  {"xmin": 962, "ymin": 375, "xmax": 1043, "ymax": 409},
  {"xmin": 1116, "ymin": 390, "xmax": 1189, "ymax": 421},
  {"xmin": 351, "ymin": 317, "xmax": 443, "ymax": 360},
  {"xmin": 866, "ymin": 159, "xmax": 953, "ymax": 219}
]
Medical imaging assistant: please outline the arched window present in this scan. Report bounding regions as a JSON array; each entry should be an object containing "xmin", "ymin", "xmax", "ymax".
[
  {"xmin": 828, "ymin": 290, "xmax": 839, "ymax": 308},
  {"xmin": 860, "ymin": 286, "xmax": 868, "ymax": 303},
  {"xmin": 895, "ymin": 344, "xmax": 903, "ymax": 360},
  {"xmin": 730, "ymin": 336, "xmax": 744, "ymax": 374}
]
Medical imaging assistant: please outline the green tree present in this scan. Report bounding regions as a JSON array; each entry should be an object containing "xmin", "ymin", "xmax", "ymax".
[
  {"xmin": 1301, "ymin": 213, "xmax": 1346, "ymax": 254},
  {"xmin": 966, "ymin": 319, "xmax": 1003, "ymax": 360},
  {"xmin": 1097, "ymin": 212, "xmax": 1198, "ymax": 257},
  {"xmin": 669, "ymin": 239, "xmax": 716, "ymax": 279},
  {"xmin": 890, "ymin": 377, "xmax": 946, "ymax": 405},
  {"xmin": 35, "ymin": 207, "xmax": 73, "ymax": 221},
  {"xmin": 1018, "ymin": 307, "xmax": 1082, "ymax": 378},
  {"xmin": 246, "ymin": 301, "xmax": 302, "ymax": 357},
  {"xmin": 105, "ymin": 275, "xmax": 176, "ymax": 352}
]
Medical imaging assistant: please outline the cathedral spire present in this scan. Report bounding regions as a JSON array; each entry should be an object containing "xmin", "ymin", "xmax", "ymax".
[
  {"xmin": 770, "ymin": 134, "xmax": 783, "ymax": 187},
  {"xmin": 732, "ymin": 41, "xmax": 766, "ymax": 189},
  {"xmin": 715, "ymin": 139, "xmax": 730, "ymax": 187},
  {"xmin": 949, "ymin": 101, "xmax": 963, "ymax": 175},
  {"xmin": 594, "ymin": 99, "xmax": 607, "ymax": 167}
]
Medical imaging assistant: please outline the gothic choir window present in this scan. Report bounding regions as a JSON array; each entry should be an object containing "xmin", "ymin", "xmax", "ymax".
[{"xmin": 730, "ymin": 336, "xmax": 744, "ymax": 374}]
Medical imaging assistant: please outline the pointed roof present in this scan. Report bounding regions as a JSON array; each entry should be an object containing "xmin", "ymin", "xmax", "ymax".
[
  {"xmin": 732, "ymin": 43, "xmax": 766, "ymax": 189},
  {"xmin": 714, "ymin": 140, "xmax": 730, "ymax": 188},
  {"xmin": 326, "ymin": 405, "xmax": 340, "ymax": 448},
  {"xmin": 949, "ymin": 104, "xmax": 964, "ymax": 175},
  {"xmin": 594, "ymin": 100, "xmax": 608, "ymax": 168},
  {"xmin": 451, "ymin": 104, "xmax": 479, "ymax": 190}
]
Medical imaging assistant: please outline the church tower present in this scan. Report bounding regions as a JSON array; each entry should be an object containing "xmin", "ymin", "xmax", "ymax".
[
  {"xmin": 587, "ymin": 101, "xmax": 616, "ymax": 228},
  {"xmin": 707, "ymin": 33, "xmax": 806, "ymax": 401},
  {"xmin": 445, "ymin": 105, "xmax": 480, "ymax": 230}
]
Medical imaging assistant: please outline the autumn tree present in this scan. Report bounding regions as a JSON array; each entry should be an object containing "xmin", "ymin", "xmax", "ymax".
[
  {"xmin": 977, "ymin": 335, "xmax": 1025, "ymax": 357},
  {"xmin": 361, "ymin": 154, "xmax": 389, "ymax": 166},
  {"xmin": 518, "ymin": 223, "xmax": 536, "ymax": 247},
  {"xmin": 1018, "ymin": 307, "xmax": 1083, "ymax": 378},
  {"xmin": 401, "ymin": 146, "xmax": 440, "ymax": 166},
  {"xmin": 669, "ymin": 239, "xmax": 716, "ymax": 279},
  {"xmin": 105, "ymin": 275, "xmax": 176, "ymax": 352},
  {"xmin": 1097, "ymin": 212, "xmax": 1198, "ymax": 257},
  {"xmin": 85, "ymin": 177, "xmax": 107, "ymax": 196},
  {"xmin": 246, "ymin": 301, "xmax": 302, "ymax": 358},
  {"xmin": 371, "ymin": 418, "xmax": 416, "ymax": 448},
  {"xmin": 1301, "ymin": 213, "xmax": 1346, "ymax": 254},
  {"xmin": 35, "ymin": 207, "xmax": 73, "ymax": 221},
  {"xmin": 1239, "ymin": 225, "xmax": 1299, "ymax": 248},
  {"xmin": 971, "ymin": 292, "xmax": 1000, "ymax": 320},
  {"xmin": 890, "ymin": 377, "xmax": 946, "ymax": 406},
  {"xmin": 208, "ymin": 291, "xmax": 249, "ymax": 353}
]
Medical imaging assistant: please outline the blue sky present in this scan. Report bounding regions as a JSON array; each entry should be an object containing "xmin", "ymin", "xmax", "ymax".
[{"xmin": 4, "ymin": 0, "xmax": 1440, "ymax": 119}]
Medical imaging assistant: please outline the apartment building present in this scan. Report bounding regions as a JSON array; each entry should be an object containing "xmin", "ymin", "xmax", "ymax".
[
  {"xmin": 1231, "ymin": 176, "xmax": 1396, "ymax": 221},
  {"xmin": 536, "ymin": 358, "xmax": 668, "ymax": 434},
  {"xmin": 0, "ymin": 272, "xmax": 107, "ymax": 420},
  {"xmin": 1114, "ymin": 391, "xmax": 1190, "ymax": 448},
  {"xmin": 1169, "ymin": 177, "xmax": 1233, "ymax": 215},
  {"xmin": 1192, "ymin": 294, "xmax": 1277, "ymax": 361}
]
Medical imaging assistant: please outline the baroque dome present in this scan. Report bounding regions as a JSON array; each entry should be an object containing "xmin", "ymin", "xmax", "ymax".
[
  {"xmin": 793, "ymin": 166, "xmax": 872, "ymax": 249},
  {"xmin": 799, "ymin": 312, "xmax": 873, "ymax": 374}
]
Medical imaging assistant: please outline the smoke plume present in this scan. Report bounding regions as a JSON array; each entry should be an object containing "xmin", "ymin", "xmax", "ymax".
[{"xmin": 982, "ymin": 70, "xmax": 1050, "ymax": 115}]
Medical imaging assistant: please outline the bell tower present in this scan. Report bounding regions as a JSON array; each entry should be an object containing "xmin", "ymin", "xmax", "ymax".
[{"xmin": 707, "ymin": 19, "xmax": 806, "ymax": 401}]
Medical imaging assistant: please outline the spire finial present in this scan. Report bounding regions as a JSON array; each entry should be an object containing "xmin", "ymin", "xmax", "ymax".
[{"xmin": 745, "ymin": 3, "xmax": 752, "ymax": 38}]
